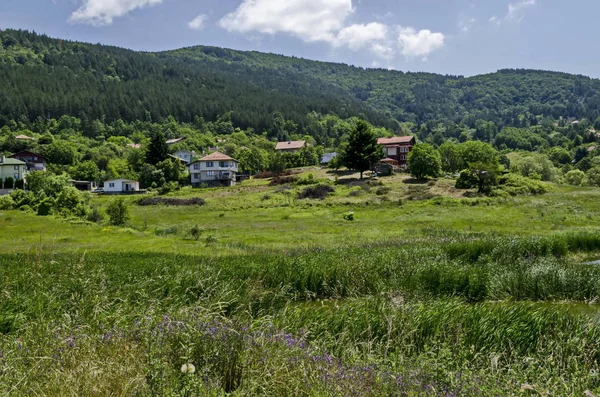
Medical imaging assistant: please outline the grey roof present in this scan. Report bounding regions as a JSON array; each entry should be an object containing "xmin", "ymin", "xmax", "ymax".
[
  {"xmin": 0, "ymin": 158, "xmax": 26, "ymax": 166},
  {"xmin": 321, "ymin": 153, "xmax": 338, "ymax": 164}
]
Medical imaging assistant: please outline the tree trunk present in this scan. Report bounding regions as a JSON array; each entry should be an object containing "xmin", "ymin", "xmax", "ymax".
[{"xmin": 360, "ymin": 171, "xmax": 363, "ymax": 179}]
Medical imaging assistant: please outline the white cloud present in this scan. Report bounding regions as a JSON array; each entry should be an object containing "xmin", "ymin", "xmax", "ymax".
[
  {"xmin": 369, "ymin": 43, "xmax": 395, "ymax": 60},
  {"xmin": 335, "ymin": 23, "xmax": 387, "ymax": 50},
  {"xmin": 69, "ymin": 0, "xmax": 163, "ymax": 25},
  {"xmin": 507, "ymin": 0, "xmax": 536, "ymax": 20},
  {"xmin": 397, "ymin": 27, "xmax": 445, "ymax": 59},
  {"xmin": 458, "ymin": 18, "xmax": 476, "ymax": 32},
  {"xmin": 219, "ymin": 0, "xmax": 354, "ymax": 43},
  {"xmin": 188, "ymin": 14, "xmax": 207, "ymax": 30}
]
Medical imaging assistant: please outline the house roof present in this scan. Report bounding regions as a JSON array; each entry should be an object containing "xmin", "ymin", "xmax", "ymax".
[
  {"xmin": 15, "ymin": 134, "xmax": 34, "ymax": 140},
  {"xmin": 275, "ymin": 141, "xmax": 306, "ymax": 150},
  {"xmin": 166, "ymin": 137, "xmax": 186, "ymax": 145},
  {"xmin": 321, "ymin": 152, "xmax": 338, "ymax": 164},
  {"xmin": 380, "ymin": 158, "xmax": 399, "ymax": 164},
  {"xmin": 0, "ymin": 157, "xmax": 26, "ymax": 166},
  {"xmin": 197, "ymin": 151, "xmax": 237, "ymax": 162},
  {"xmin": 377, "ymin": 136, "xmax": 414, "ymax": 145},
  {"xmin": 10, "ymin": 151, "xmax": 46, "ymax": 161},
  {"xmin": 106, "ymin": 179, "xmax": 138, "ymax": 183},
  {"xmin": 127, "ymin": 143, "xmax": 142, "ymax": 149}
]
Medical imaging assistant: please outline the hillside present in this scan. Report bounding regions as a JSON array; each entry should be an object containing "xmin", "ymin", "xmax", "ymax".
[{"xmin": 2, "ymin": 29, "xmax": 600, "ymax": 138}]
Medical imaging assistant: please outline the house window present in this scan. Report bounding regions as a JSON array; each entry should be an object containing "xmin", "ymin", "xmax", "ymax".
[
  {"xmin": 193, "ymin": 164, "xmax": 200, "ymax": 170},
  {"xmin": 14, "ymin": 173, "xmax": 19, "ymax": 179},
  {"xmin": 206, "ymin": 162, "xmax": 214, "ymax": 168},
  {"xmin": 33, "ymin": 157, "xmax": 38, "ymax": 161},
  {"xmin": 207, "ymin": 171, "xmax": 215, "ymax": 177},
  {"xmin": 14, "ymin": 165, "xmax": 19, "ymax": 170},
  {"xmin": 109, "ymin": 183, "xmax": 115, "ymax": 188},
  {"xmin": 194, "ymin": 174, "xmax": 200, "ymax": 180},
  {"xmin": 220, "ymin": 161, "xmax": 228, "ymax": 168}
]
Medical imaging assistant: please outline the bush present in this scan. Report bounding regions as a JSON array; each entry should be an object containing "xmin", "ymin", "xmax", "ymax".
[
  {"xmin": 270, "ymin": 175, "xmax": 298, "ymax": 186},
  {"xmin": 190, "ymin": 225, "xmax": 203, "ymax": 241},
  {"xmin": 343, "ymin": 211, "xmax": 355, "ymax": 221},
  {"xmin": 297, "ymin": 184, "xmax": 335, "ymax": 200},
  {"xmin": 455, "ymin": 170, "xmax": 479, "ymax": 189},
  {"xmin": 493, "ymin": 173, "xmax": 547, "ymax": 196},
  {"xmin": 296, "ymin": 173, "xmax": 317, "ymax": 186},
  {"xmin": 159, "ymin": 181, "xmax": 180, "ymax": 195},
  {"xmin": 86, "ymin": 205, "xmax": 104, "ymax": 223},
  {"xmin": 565, "ymin": 169, "xmax": 585, "ymax": 186},
  {"xmin": 106, "ymin": 198, "xmax": 130, "ymax": 226},
  {"xmin": 36, "ymin": 198, "xmax": 54, "ymax": 216},
  {"xmin": 0, "ymin": 195, "xmax": 14, "ymax": 210}
]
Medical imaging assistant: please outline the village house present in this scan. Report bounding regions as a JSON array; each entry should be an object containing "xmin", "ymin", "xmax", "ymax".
[
  {"xmin": 104, "ymin": 179, "xmax": 140, "ymax": 194},
  {"xmin": 0, "ymin": 155, "xmax": 27, "ymax": 190},
  {"xmin": 189, "ymin": 152, "xmax": 239, "ymax": 188},
  {"xmin": 10, "ymin": 150, "xmax": 47, "ymax": 171},
  {"xmin": 377, "ymin": 136, "xmax": 416, "ymax": 168},
  {"xmin": 172, "ymin": 150, "xmax": 195, "ymax": 164},
  {"xmin": 275, "ymin": 140, "xmax": 307, "ymax": 153}
]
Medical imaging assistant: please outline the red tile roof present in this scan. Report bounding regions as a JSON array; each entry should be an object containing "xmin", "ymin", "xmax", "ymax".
[
  {"xmin": 377, "ymin": 136, "xmax": 414, "ymax": 145},
  {"xmin": 198, "ymin": 151, "xmax": 236, "ymax": 162},
  {"xmin": 275, "ymin": 141, "xmax": 306, "ymax": 150}
]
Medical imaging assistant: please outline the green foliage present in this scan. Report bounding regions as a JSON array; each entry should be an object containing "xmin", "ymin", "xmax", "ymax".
[
  {"xmin": 343, "ymin": 211, "xmax": 355, "ymax": 221},
  {"xmin": 3, "ymin": 177, "xmax": 14, "ymax": 189},
  {"xmin": 510, "ymin": 153, "xmax": 559, "ymax": 182},
  {"xmin": 586, "ymin": 166, "xmax": 600, "ymax": 187},
  {"xmin": 493, "ymin": 173, "xmax": 548, "ymax": 196},
  {"xmin": 106, "ymin": 198, "xmax": 130, "ymax": 226},
  {"xmin": 547, "ymin": 147, "xmax": 572, "ymax": 165},
  {"xmin": 0, "ymin": 195, "xmax": 14, "ymax": 210},
  {"xmin": 408, "ymin": 143, "xmax": 442, "ymax": 179},
  {"xmin": 565, "ymin": 169, "xmax": 586, "ymax": 186},
  {"xmin": 438, "ymin": 142, "xmax": 465, "ymax": 173},
  {"xmin": 341, "ymin": 120, "xmax": 384, "ymax": 179},
  {"xmin": 297, "ymin": 184, "xmax": 335, "ymax": 200},
  {"xmin": 146, "ymin": 130, "xmax": 169, "ymax": 166}
]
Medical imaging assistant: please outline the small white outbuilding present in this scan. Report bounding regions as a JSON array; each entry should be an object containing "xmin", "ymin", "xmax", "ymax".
[{"xmin": 104, "ymin": 179, "xmax": 140, "ymax": 194}]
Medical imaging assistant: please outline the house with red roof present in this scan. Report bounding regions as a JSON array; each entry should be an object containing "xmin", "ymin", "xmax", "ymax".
[
  {"xmin": 188, "ymin": 151, "xmax": 239, "ymax": 188},
  {"xmin": 377, "ymin": 136, "xmax": 416, "ymax": 168},
  {"xmin": 275, "ymin": 140, "xmax": 306, "ymax": 153}
]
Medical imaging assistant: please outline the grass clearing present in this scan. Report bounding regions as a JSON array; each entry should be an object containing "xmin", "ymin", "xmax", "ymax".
[{"xmin": 3, "ymin": 174, "xmax": 600, "ymax": 395}]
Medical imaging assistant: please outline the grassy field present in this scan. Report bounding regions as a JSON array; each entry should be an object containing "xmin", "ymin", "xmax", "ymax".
[{"xmin": 3, "ymin": 171, "xmax": 600, "ymax": 395}]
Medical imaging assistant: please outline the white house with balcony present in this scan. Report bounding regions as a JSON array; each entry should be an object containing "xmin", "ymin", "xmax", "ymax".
[{"xmin": 189, "ymin": 152, "xmax": 239, "ymax": 188}]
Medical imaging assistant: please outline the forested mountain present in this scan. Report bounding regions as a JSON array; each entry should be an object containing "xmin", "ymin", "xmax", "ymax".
[{"xmin": 3, "ymin": 28, "xmax": 600, "ymax": 137}]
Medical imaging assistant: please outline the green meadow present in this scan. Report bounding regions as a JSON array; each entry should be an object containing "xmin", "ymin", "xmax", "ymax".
[{"xmin": 3, "ymin": 172, "xmax": 600, "ymax": 395}]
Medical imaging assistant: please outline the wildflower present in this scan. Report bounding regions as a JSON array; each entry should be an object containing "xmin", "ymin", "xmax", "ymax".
[{"xmin": 181, "ymin": 363, "xmax": 196, "ymax": 374}]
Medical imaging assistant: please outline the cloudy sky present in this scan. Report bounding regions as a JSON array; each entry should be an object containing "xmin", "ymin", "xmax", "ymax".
[{"xmin": 1, "ymin": 0, "xmax": 597, "ymax": 77}]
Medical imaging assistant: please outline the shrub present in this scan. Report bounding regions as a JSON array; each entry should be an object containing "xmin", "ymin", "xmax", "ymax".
[
  {"xmin": 86, "ymin": 205, "xmax": 104, "ymax": 223},
  {"xmin": 297, "ymin": 184, "xmax": 335, "ymax": 200},
  {"xmin": 106, "ymin": 198, "xmax": 130, "ymax": 226},
  {"xmin": 296, "ymin": 173, "xmax": 317, "ymax": 186},
  {"xmin": 270, "ymin": 175, "xmax": 298, "ymax": 186},
  {"xmin": 565, "ymin": 169, "xmax": 585, "ymax": 186},
  {"xmin": 0, "ymin": 195, "xmax": 14, "ymax": 210},
  {"xmin": 14, "ymin": 179, "xmax": 24, "ymax": 189},
  {"xmin": 36, "ymin": 198, "xmax": 54, "ymax": 216},
  {"xmin": 190, "ymin": 225, "xmax": 203, "ymax": 241},
  {"xmin": 159, "ymin": 181, "xmax": 180, "ymax": 195},
  {"xmin": 343, "ymin": 211, "xmax": 355, "ymax": 221},
  {"xmin": 455, "ymin": 170, "xmax": 479, "ymax": 189},
  {"xmin": 493, "ymin": 173, "xmax": 547, "ymax": 196}
]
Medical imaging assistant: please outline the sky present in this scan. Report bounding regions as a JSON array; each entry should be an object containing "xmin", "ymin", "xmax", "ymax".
[{"xmin": 0, "ymin": 0, "xmax": 598, "ymax": 78}]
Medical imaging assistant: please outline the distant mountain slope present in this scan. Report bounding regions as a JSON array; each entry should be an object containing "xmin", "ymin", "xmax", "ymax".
[
  {"xmin": 2, "ymin": 29, "xmax": 600, "ymax": 135},
  {"xmin": 0, "ymin": 30, "xmax": 390, "ymax": 133},
  {"xmin": 166, "ymin": 46, "xmax": 600, "ymax": 125}
]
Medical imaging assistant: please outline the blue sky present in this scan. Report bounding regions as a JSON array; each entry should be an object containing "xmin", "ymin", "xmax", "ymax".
[{"xmin": 0, "ymin": 0, "xmax": 597, "ymax": 78}]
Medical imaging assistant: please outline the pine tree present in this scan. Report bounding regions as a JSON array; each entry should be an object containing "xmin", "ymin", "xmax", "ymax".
[
  {"xmin": 341, "ymin": 120, "xmax": 384, "ymax": 179},
  {"xmin": 146, "ymin": 130, "xmax": 169, "ymax": 166}
]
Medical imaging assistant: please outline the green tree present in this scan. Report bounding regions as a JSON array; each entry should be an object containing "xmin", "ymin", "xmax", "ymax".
[
  {"xmin": 146, "ymin": 130, "xmax": 169, "ymax": 166},
  {"xmin": 438, "ymin": 142, "xmax": 464, "ymax": 173},
  {"xmin": 407, "ymin": 143, "xmax": 442, "ymax": 180},
  {"xmin": 341, "ymin": 120, "xmax": 384, "ymax": 179},
  {"xmin": 69, "ymin": 161, "xmax": 100, "ymax": 182},
  {"xmin": 106, "ymin": 198, "xmax": 130, "ymax": 226}
]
